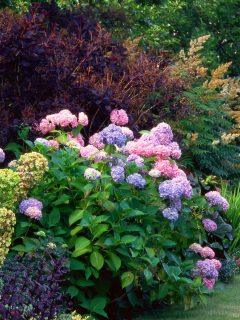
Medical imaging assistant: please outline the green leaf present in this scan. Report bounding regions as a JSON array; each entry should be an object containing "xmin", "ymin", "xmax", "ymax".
[
  {"xmin": 69, "ymin": 209, "xmax": 84, "ymax": 226},
  {"xmin": 121, "ymin": 235, "xmax": 137, "ymax": 244},
  {"xmin": 81, "ymin": 297, "xmax": 107, "ymax": 317},
  {"xmin": 102, "ymin": 200, "xmax": 115, "ymax": 211},
  {"xmin": 92, "ymin": 224, "xmax": 109, "ymax": 239},
  {"xmin": 121, "ymin": 271, "xmax": 134, "ymax": 288},
  {"xmin": 48, "ymin": 208, "xmax": 60, "ymax": 227},
  {"xmin": 75, "ymin": 237, "xmax": 91, "ymax": 250},
  {"xmin": 70, "ymin": 259, "xmax": 85, "ymax": 271},
  {"xmin": 53, "ymin": 194, "xmax": 70, "ymax": 206},
  {"xmin": 72, "ymin": 246, "xmax": 92, "ymax": 258},
  {"xmin": 70, "ymin": 226, "xmax": 83, "ymax": 236},
  {"xmin": 90, "ymin": 251, "xmax": 104, "ymax": 270},
  {"xmin": 107, "ymin": 252, "xmax": 121, "ymax": 271},
  {"xmin": 157, "ymin": 283, "xmax": 170, "ymax": 300},
  {"xmin": 67, "ymin": 286, "xmax": 79, "ymax": 298}
]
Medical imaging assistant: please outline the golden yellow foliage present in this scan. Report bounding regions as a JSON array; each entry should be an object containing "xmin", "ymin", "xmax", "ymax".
[{"xmin": 204, "ymin": 62, "xmax": 232, "ymax": 89}]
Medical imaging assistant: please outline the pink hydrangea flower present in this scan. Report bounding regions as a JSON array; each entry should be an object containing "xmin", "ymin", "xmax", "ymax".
[
  {"xmin": 203, "ymin": 278, "xmax": 215, "ymax": 289},
  {"xmin": 68, "ymin": 133, "xmax": 84, "ymax": 147},
  {"xmin": 80, "ymin": 145, "xmax": 99, "ymax": 159},
  {"xmin": 154, "ymin": 159, "xmax": 179, "ymax": 178},
  {"xmin": 211, "ymin": 259, "xmax": 222, "ymax": 270},
  {"xmin": 48, "ymin": 140, "xmax": 59, "ymax": 150},
  {"xmin": 58, "ymin": 109, "xmax": 78, "ymax": 128},
  {"xmin": 78, "ymin": 112, "xmax": 89, "ymax": 126},
  {"xmin": 89, "ymin": 133, "xmax": 104, "ymax": 149},
  {"xmin": 155, "ymin": 145, "xmax": 172, "ymax": 159},
  {"xmin": 25, "ymin": 206, "xmax": 42, "ymax": 220},
  {"xmin": 200, "ymin": 247, "xmax": 215, "ymax": 259},
  {"xmin": 39, "ymin": 119, "xmax": 55, "ymax": 134},
  {"xmin": 110, "ymin": 109, "xmax": 128, "ymax": 126},
  {"xmin": 169, "ymin": 142, "xmax": 182, "ymax": 159}
]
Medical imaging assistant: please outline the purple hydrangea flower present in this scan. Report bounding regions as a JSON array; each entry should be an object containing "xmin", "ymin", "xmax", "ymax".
[
  {"xmin": 205, "ymin": 191, "xmax": 229, "ymax": 211},
  {"xmin": 202, "ymin": 218, "xmax": 217, "ymax": 232},
  {"xmin": 126, "ymin": 154, "xmax": 144, "ymax": 167},
  {"xmin": 150, "ymin": 122, "xmax": 173, "ymax": 145},
  {"xmin": 158, "ymin": 179, "xmax": 184, "ymax": 199},
  {"xmin": 34, "ymin": 138, "xmax": 51, "ymax": 147},
  {"xmin": 126, "ymin": 173, "xmax": 146, "ymax": 188},
  {"xmin": 99, "ymin": 124, "xmax": 126, "ymax": 147},
  {"xmin": 196, "ymin": 259, "xmax": 219, "ymax": 279},
  {"xmin": 169, "ymin": 198, "xmax": 182, "ymax": 211},
  {"xmin": 158, "ymin": 176, "xmax": 192, "ymax": 200},
  {"xmin": 111, "ymin": 166, "xmax": 125, "ymax": 182},
  {"xmin": 0, "ymin": 148, "xmax": 5, "ymax": 163},
  {"xmin": 162, "ymin": 207, "xmax": 179, "ymax": 221},
  {"xmin": 19, "ymin": 198, "xmax": 43, "ymax": 214}
]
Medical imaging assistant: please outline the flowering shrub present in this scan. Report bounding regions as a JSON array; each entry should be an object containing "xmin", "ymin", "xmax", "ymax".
[{"xmin": 10, "ymin": 109, "xmax": 231, "ymax": 317}]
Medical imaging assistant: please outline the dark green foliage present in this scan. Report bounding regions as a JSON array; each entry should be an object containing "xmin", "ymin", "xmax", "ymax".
[{"xmin": 219, "ymin": 256, "xmax": 237, "ymax": 283}]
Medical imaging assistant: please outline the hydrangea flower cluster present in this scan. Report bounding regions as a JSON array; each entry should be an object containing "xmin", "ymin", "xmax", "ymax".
[
  {"xmin": 84, "ymin": 168, "xmax": 101, "ymax": 181},
  {"xmin": 148, "ymin": 168, "xmax": 161, "ymax": 178},
  {"xmin": 16, "ymin": 152, "xmax": 49, "ymax": 193},
  {"xmin": 189, "ymin": 243, "xmax": 222, "ymax": 289},
  {"xmin": 39, "ymin": 110, "xmax": 88, "ymax": 134},
  {"xmin": 162, "ymin": 207, "xmax": 179, "ymax": 221},
  {"xmin": 110, "ymin": 109, "xmax": 128, "ymax": 126},
  {"xmin": 78, "ymin": 112, "xmax": 89, "ymax": 126},
  {"xmin": 126, "ymin": 173, "xmax": 146, "ymax": 189},
  {"xmin": 0, "ymin": 207, "xmax": 16, "ymax": 265},
  {"xmin": 0, "ymin": 148, "xmax": 5, "ymax": 163},
  {"xmin": 89, "ymin": 133, "xmax": 104, "ymax": 149},
  {"xmin": 19, "ymin": 198, "xmax": 43, "ymax": 219},
  {"xmin": 67, "ymin": 133, "xmax": 84, "ymax": 147},
  {"xmin": 202, "ymin": 218, "xmax": 218, "ymax": 232},
  {"xmin": 0, "ymin": 169, "xmax": 20, "ymax": 210},
  {"xmin": 111, "ymin": 166, "xmax": 125, "ymax": 182},
  {"xmin": 99, "ymin": 124, "xmax": 126, "ymax": 147},
  {"xmin": 205, "ymin": 191, "xmax": 229, "ymax": 211},
  {"xmin": 126, "ymin": 154, "xmax": 144, "ymax": 167}
]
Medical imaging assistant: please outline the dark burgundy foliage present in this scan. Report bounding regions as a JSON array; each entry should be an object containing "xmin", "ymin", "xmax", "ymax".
[
  {"xmin": 0, "ymin": 1, "xmax": 189, "ymax": 148},
  {"xmin": 0, "ymin": 244, "xmax": 69, "ymax": 320}
]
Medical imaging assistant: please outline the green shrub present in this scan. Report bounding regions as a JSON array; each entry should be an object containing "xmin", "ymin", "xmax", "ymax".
[{"xmin": 10, "ymin": 109, "xmax": 231, "ymax": 317}]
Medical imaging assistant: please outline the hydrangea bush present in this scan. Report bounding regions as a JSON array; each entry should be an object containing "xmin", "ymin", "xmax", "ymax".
[{"xmin": 7, "ymin": 109, "xmax": 231, "ymax": 317}]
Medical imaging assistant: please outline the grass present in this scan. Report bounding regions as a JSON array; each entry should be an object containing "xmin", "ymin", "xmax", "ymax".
[{"xmin": 138, "ymin": 276, "xmax": 240, "ymax": 320}]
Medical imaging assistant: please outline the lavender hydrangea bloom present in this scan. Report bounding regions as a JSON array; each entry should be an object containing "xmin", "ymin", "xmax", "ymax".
[
  {"xmin": 19, "ymin": 198, "xmax": 43, "ymax": 214},
  {"xmin": 34, "ymin": 138, "xmax": 51, "ymax": 147},
  {"xmin": 196, "ymin": 259, "xmax": 219, "ymax": 279},
  {"xmin": 111, "ymin": 166, "xmax": 125, "ymax": 182},
  {"xmin": 205, "ymin": 191, "xmax": 229, "ymax": 211},
  {"xmin": 126, "ymin": 173, "xmax": 146, "ymax": 188},
  {"xmin": 127, "ymin": 154, "xmax": 144, "ymax": 167},
  {"xmin": 158, "ymin": 179, "xmax": 184, "ymax": 199},
  {"xmin": 162, "ymin": 207, "xmax": 179, "ymax": 221},
  {"xmin": 202, "ymin": 219, "xmax": 217, "ymax": 232},
  {"xmin": 170, "ymin": 198, "xmax": 182, "ymax": 211},
  {"xmin": 0, "ymin": 148, "xmax": 5, "ymax": 163},
  {"xmin": 99, "ymin": 124, "xmax": 126, "ymax": 147},
  {"xmin": 84, "ymin": 168, "xmax": 101, "ymax": 181}
]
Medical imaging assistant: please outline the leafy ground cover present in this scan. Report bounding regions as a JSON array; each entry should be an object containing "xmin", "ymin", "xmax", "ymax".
[{"xmin": 139, "ymin": 276, "xmax": 240, "ymax": 320}]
